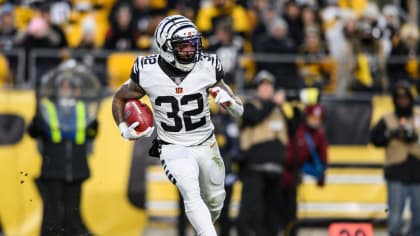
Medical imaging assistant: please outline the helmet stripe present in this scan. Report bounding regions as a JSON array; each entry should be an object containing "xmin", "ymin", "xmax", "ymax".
[
  {"xmin": 158, "ymin": 16, "xmax": 187, "ymax": 38},
  {"xmin": 166, "ymin": 20, "xmax": 194, "ymax": 38}
]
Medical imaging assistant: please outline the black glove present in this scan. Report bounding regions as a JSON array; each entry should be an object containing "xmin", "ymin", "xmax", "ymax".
[
  {"xmin": 86, "ymin": 120, "xmax": 99, "ymax": 139},
  {"xmin": 387, "ymin": 126, "xmax": 418, "ymax": 143},
  {"xmin": 402, "ymin": 128, "xmax": 418, "ymax": 143},
  {"xmin": 386, "ymin": 127, "xmax": 405, "ymax": 140}
]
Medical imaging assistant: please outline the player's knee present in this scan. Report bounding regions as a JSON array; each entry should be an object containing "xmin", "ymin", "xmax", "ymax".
[
  {"xmin": 207, "ymin": 191, "xmax": 225, "ymax": 221},
  {"xmin": 207, "ymin": 191, "xmax": 225, "ymax": 211}
]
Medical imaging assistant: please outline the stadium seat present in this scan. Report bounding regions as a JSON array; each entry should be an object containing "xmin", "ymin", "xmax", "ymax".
[{"xmin": 106, "ymin": 52, "xmax": 137, "ymax": 90}]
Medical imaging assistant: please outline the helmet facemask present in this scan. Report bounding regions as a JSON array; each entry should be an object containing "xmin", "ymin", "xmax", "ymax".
[{"xmin": 171, "ymin": 34, "xmax": 202, "ymax": 66}]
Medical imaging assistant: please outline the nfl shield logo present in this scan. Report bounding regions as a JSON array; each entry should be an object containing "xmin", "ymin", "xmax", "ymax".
[{"xmin": 175, "ymin": 77, "xmax": 181, "ymax": 85}]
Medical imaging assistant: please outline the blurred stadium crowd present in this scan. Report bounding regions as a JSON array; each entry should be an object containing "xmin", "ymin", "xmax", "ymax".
[{"xmin": 0, "ymin": 0, "xmax": 418, "ymax": 95}]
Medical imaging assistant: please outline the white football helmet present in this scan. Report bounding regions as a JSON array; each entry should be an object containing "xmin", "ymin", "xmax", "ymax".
[{"xmin": 154, "ymin": 15, "xmax": 202, "ymax": 72}]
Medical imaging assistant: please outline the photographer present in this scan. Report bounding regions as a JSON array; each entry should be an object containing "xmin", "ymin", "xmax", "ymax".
[
  {"xmin": 370, "ymin": 80, "xmax": 420, "ymax": 236},
  {"xmin": 236, "ymin": 70, "xmax": 287, "ymax": 236}
]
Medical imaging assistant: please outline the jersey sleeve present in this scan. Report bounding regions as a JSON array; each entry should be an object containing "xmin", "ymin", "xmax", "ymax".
[
  {"xmin": 215, "ymin": 55, "xmax": 224, "ymax": 82},
  {"xmin": 129, "ymin": 57, "xmax": 141, "ymax": 84}
]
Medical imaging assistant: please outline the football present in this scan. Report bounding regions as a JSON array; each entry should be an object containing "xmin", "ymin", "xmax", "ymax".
[{"xmin": 123, "ymin": 99, "xmax": 154, "ymax": 133}]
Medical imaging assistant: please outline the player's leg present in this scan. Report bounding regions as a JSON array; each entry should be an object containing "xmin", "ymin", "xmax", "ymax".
[
  {"xmin": 192, "ymin": 138, "xmax": 226, "ymax": 223},
  {"xmin": 160, "ymin": 144, "xmax": 217, "ymax": 236}
]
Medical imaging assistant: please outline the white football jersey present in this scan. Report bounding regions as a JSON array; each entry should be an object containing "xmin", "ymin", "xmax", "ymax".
[{"xmin": 130, "ymin": 53, "xmax": 223, "ymax": 146}]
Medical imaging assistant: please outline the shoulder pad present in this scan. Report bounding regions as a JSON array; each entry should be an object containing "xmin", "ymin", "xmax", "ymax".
[
  {"xmin": 137, "ymin": 54, "xmax": 159, "ymax": 69},
  {"xmin": 130, "ymin": 54, "xmax": 159, "ymax": 83},
  {"xmin": 199, "ymin": 53, "xmax": 218, "ymax": 66}
]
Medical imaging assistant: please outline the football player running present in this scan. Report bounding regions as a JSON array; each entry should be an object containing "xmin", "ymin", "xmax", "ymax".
[{"xmin": 112, "ymin": 15, "xmax": 243, "ymax": 236}]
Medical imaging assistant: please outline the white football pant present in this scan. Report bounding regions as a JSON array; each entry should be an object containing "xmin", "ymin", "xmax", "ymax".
[{"xmin": 160, "ymin": 136, "xmax": 226, "ymax": 236}]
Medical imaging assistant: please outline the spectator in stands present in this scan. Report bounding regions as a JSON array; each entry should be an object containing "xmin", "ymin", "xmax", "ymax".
[
  {"xmin": 247, "ymin": 0, "xmax": 277, "ymax": 47},
  {"xmin": 48, "ymin": 0, "xmax": 71, "ymax": 26},
  {"xmin": 296, "ymin": 29, "xmax": 337, "ymax": 93},
  {"xmin": 398, "ymin": 0, "xmax": 418, "ymax": 25},
  {"xmin": 253, "ymin": 17, "xmax": 302, "ymax": 90},
  {"xmin": 15, "ymin": 2, "xmax": 68, "ymax": 81},
  {"xmin": 341, "ymin": 9, "xmax": 359, "ymax": 52},
  {"xmin": 348, "ymin": 17, "xmax": 386, "ymax": 92},
  {"xmin": 78, "ymin": 16, "xmax": 97, "ymax": 49},
  {"xmin": 282, "ymin": 0, "xmax": 303, "ymax": 48},
  {"xmin": 14, "ymin": 0, "xmax": 67, "ymax": 49},
  {"xmin": 237, "ymin": 70, "xmax": 287, "ymax": 236},
  {"xmin": 195, "ymin": 0, "xmax": 250, "ymax": 38},
  {"xmin": 109, "ymin": 0, "xmax": 158, "ymax": 50},
  {"xmin": 167, "ymin": 0, "xmax": 198, "ymax": 21},
  {"xmin": 76, "ymin": 16, "xmax": 109, "ymax": 87},
  {"xmin": 301, "ymin": 4, "xmax": 322, "ymax": 40},
  {"xmin": 253, "ymin": 16, "xmax": 294, "ymax": 54},
  {"xmin": 104, "ymin": 3, "xmax": 138, "ymax": 50},
  {"xmin": 320, "ymin": 0, "xmax": 346, "ymax": 60},
  {"xmin": 381, "ymin": 4, "xmax": 400, "ymax": 58},
  {"xmin": 34, "ymin": 2, "xmax": 68, "ymax": 48},
  {"xmin": 0, "ymin": 3, "xmax": 17, "ymax": 50},
  {"xmin": 130, "ymin": 0, "xmax": 162, "ymax": 50},
  {"xmin": 387, "ymin": 23, "xmax": 420, "ymax": 90},
  {"xmin": 27, "ymin": 61, "xmax": 99, "ymax": 236},
  {"xmin": 281, "ymin": 102, "xmax": 328, "ymax": 236},
  {"xmin": 339, "ymin": 9, "xmax": 359, "ymax": 94},
  {"xmin": 370, "ymin": 80, "xmax": 420, "ymax": 236},
  {"xmin": 207, "ymin": 19, "xmax": 245, "ymax": 86}
]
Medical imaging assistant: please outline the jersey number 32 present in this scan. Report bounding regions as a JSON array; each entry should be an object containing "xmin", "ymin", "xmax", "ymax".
[{"xmin": 155, "ymin": 93, "xmax": 205, "ymax": 132}]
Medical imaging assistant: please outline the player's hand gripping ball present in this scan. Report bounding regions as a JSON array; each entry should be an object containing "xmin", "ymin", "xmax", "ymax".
[{"xmin": 124, "ymin": 99, "xmax": 154, "ymax": 133}]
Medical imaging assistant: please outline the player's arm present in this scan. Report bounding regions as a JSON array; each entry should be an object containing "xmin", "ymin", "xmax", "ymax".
[
  {"xmin": 112, "ymin": 79, "xmax": 145, "ymax": 126},
  {"xmin": 209, "ymin": 79, "xmax": 244, "ymax": 118},
  {"xmin": 112, "ymin": 80, "xmax": 153, "ymax": 140},
  {"xmin": 208, "ymin": 55, "xmax": 243, "ymax": 117}
]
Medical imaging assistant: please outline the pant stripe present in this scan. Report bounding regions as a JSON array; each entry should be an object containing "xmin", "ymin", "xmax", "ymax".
[{"xmin": 160, "ymin": 159, "xmax": 177, "ymax": 185}]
